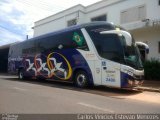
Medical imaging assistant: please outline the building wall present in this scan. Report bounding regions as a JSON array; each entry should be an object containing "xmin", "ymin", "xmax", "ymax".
[
  {"xmin": 34, "ymin": 5, "xmax": 85, "ymax": 36},
  {"xmin": 131, "ymin": 27, "xmax": 160, "ymax": 60},
  {"xmin": 33, "ymin": 0, "xmax": 160, "ymax": 60}
]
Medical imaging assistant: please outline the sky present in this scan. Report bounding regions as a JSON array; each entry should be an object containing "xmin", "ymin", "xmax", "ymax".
[{"xmin": 0, "ymin": 0, "xmax": 102, "ymax": 46}]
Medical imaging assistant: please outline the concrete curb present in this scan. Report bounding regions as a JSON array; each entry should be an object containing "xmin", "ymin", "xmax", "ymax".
[{"xmin": 136, "ymin": 86, "xmax": 160, "ymax": 93}]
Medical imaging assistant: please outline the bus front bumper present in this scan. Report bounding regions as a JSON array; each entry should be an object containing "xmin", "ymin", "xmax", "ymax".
[{"xmin": 128, "ymin": 79, "xmax": 144, "ymax": 87}]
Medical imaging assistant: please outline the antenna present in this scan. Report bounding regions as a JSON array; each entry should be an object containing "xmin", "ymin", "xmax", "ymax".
[{"xmin": 26, "ymin": 35, "xmax": 29, "ymax": 40}]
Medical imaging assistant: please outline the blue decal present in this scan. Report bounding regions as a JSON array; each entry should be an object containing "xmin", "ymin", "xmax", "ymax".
[
  {"xmin": 102, "ymin": 61, "xmax": 106, "ymax": 66},
  {"xmin": 8, "ymin": 48, "xmax": 94, "ymax": 86},
  {"xmin": 106, "ymin": 78, "xmax": 115, "ymax": 82},
  {"xmin": 121, "ymin": 72, "xmax": 134, "ymax": 88}
]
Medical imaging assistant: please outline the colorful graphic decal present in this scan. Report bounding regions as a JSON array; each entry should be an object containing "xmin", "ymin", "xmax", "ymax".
[
  {"xmin": 47, "ymin": 52, "xmax": 72, "ymax": 80},
  {"xmin": 24, "ymin": 52, "xmax": 72, "ymax": 80},
  {"xmin": 72, "ymin": 32, "xmax": 84, "ymax": 46}
]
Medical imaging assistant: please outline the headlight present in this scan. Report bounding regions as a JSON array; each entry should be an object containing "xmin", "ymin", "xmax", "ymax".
[
  {"xmin": 128, "ymin": 79, "xmax": 144, "ymax": 86},
  {"xmin": 128, "ymin": 80, "xmax": 133, "ymax": 85}
]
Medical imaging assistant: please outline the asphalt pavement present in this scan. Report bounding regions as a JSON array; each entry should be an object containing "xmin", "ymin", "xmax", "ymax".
[
  {"xmin": 0, "ymin": 75, "xmax": 160, "ymax": 114},
  {"xmin": 137, "ymin": 80, "xmax": 160, "ymax": 92}
]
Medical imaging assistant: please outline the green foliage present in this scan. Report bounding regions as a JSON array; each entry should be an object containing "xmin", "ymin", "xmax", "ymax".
[{"xmin": 143, "ymin": 59, "xmax": 160, "ymax": 80}]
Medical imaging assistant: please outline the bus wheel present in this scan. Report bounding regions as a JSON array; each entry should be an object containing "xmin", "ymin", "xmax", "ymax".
[
  {"xmin": 18, "ymin": 69, "xmax": 25, "ymax": 80},
  {"xmin": 75, "ymin": 71, "xmax": 88, "ymax": 88}
]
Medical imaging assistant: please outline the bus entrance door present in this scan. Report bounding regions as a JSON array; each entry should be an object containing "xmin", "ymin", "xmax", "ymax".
[{"xmin": 101, "ymin": 61, "xmax": 121, "ymax": 87}]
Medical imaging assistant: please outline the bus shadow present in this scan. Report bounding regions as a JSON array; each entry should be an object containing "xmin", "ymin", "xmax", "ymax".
[{"xmin": 2, "ymin": 77, "xmax": 143, "ymax": 99}]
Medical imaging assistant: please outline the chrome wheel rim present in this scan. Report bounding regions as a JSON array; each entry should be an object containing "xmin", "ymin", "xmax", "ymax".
[
  {"xmin": 77, "ymin": 74, "xmax": 86, "ymax": 87},
  {"xmin": 19, "ymin": 71, "xmax": 23, "ymax": 79}
]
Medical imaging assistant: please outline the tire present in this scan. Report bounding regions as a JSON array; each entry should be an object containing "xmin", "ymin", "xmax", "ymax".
[
  {"xmin": 18, "ymin": 69, "xmax": 25, "ymax": 80},
  {"xmin": 75, "ymin": 71, "xmax": 89, "ymax": 88}
]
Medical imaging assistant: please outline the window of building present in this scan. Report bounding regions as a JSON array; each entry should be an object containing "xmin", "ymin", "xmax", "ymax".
[
  {"xmin": 121, "ymin": 5, "xmax": 146, "ymax": 24},
  {"xmin": 91, "ymin": 14, "xmax": 107, "ymax": 22},
  {"xmin": 67, "ymin": 19, "xmax": 77, "ymax": 27},
  {"xmin": 159, "ymin": 0, "xmax": 160, "ymax": 5}
]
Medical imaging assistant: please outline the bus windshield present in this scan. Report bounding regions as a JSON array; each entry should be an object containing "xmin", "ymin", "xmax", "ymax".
[
  {"xmin": 86, "ymin": 27, "xmax": 143, "ymax": 70},
  {"xmin": 119, "ymin": 35, "xmax": 143, "ymax": 69}
]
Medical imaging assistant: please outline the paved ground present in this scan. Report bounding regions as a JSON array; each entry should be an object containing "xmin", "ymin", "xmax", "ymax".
[
  {"xmin": 0, "ymin": 75, "xmax": 160, "ymax": 114},
  {"xmin": 142, "ymin": 80, "xmax": 160, "ymax": 90},
  {"xmin": 133, "ymin": 80, "xmax": 160, "ymax": 92}
]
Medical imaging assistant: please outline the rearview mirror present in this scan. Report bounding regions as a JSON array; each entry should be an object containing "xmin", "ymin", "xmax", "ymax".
[
  {"xmin": 136, "ymin": 42, "xmax": 149, "ymax": 54},
  {"xmin": 100, "ymin": 30, "xmax": 132, "ymax": 46}
]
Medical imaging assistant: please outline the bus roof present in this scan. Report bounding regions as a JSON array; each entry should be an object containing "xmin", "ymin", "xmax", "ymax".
[{"xmin": 13, "ymin": 21, "xmax": 116, "ymax": 45}]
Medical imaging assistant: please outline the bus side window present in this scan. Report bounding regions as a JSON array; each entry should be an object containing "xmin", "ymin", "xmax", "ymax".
[
  {"xmin": 56, "ymin": 30, "xmax": 89, "ymax": 51},
  {"xmin": 72, "ymin": 30, "xmax": 89, "ymax": 51},
  {"xmin": 21, "ymin": 40, "xmax": 37, "ymax": 55},
  {"xmin": 35, "ymin": 30, "xmax": 89, "ymax": 52}
]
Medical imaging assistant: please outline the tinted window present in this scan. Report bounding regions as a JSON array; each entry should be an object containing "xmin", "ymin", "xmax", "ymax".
[
  {"xmin": 9, "ymin": 42, "xmax": 23, "ymax": 57},
  {"xmin": 86, "ymin": 27, "xmax": 124, "ymax": 63},
  {"xmin": 35, "ymin": 29, "xmax": 89, "ymax": 53},
  {"xmin": 71, "ymin": 30, "xmax": 89, "ymax": 51},
  {"xmin": 22, "ymin": 40, "xmax": 36, "ymax": 55}
]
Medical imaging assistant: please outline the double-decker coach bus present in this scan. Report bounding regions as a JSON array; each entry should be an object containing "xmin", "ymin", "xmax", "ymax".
[{"xmin": 8, "ymin": 22, "xmax": 149, "ymax": 88}]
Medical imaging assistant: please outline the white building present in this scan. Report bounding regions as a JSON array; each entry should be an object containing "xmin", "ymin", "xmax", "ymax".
[{"xmin": 33, "ymin": 0, "xmax": 160, "ymax": 60}]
